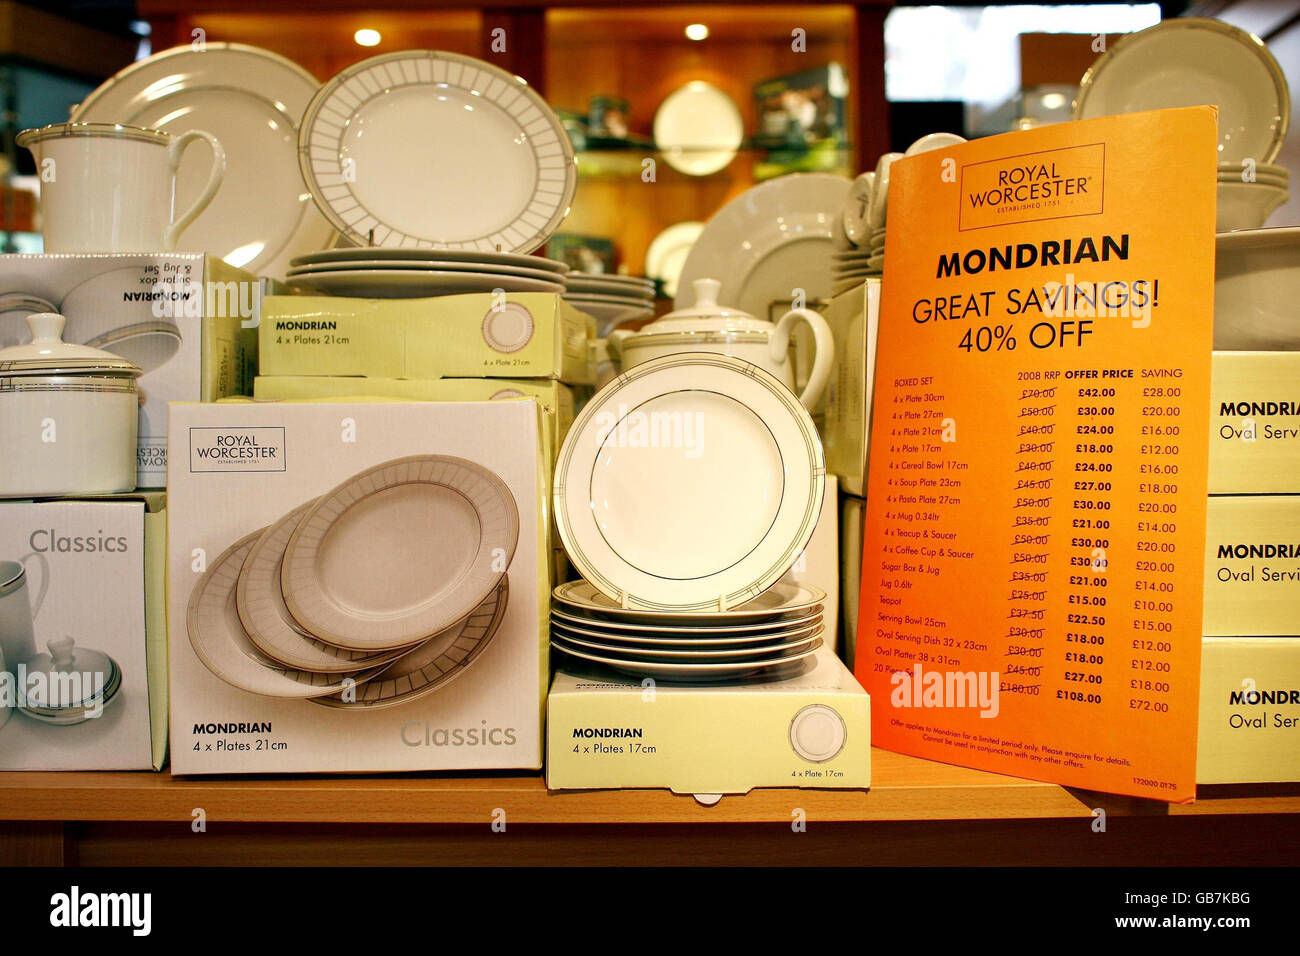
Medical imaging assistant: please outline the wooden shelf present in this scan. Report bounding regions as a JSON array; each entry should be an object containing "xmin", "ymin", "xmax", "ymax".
[{"xmin": 2, "ymin": 749, "xmax": 1296, "ymax": 826}]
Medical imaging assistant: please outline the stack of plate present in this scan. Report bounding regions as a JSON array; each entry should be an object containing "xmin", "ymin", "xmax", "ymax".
[
  {"xmin": 186, "ymin": 455, "xmax": 518, "ymax": 709},
  {"xmin": 1075, "ymin": 18, "xmax": 1291, "ymax": 234},
  {"xmin": 562, "ymin": 272, "xmax": 655, "ymax": 332},
  {"xmin": 833, "ymin": 132, "xmax": 966, "ymax": 295},
  {"xmin": 551, "ymin": 580, "xmax": 825, "ymax": 682},
  {"xmin": 285, "ymin": 248, "xmax": 569, "ymax": 299},
  {"xmin": 551, "ymin": 351, "xmax": 827, "ymax": 683}
]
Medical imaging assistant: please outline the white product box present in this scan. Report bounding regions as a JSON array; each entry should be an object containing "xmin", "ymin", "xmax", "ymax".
[
  {"xmin": 1198, "ymin": 637, "xmax": 1300, "ymax": 784},
  {"xmin": 780, "ymin": 476, "xmax": 839, "ymax": 651},
  {"xmin": 0, "ymin": 254, "xmax": 259, "ymax": 488},
  {"xmin": 167, "ymin": 401, "xmax": 548, "ymax": 774},
  {"xmin": 823, "ymin": 279, "xmax": 881, "ymax": 496},
  {"xmin": 547, "ymin": 647, "xmax": 870, "ymax": 797},
  {"xmin": 0, "ymin": 494, "xmax": 166, "ymax": 770}
]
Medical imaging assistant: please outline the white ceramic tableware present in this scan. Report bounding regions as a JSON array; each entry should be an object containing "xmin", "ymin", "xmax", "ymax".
[
  {"xmin": 1217, "ymin": 180, "xmax": 1289, "ymax": 231},
  {"xmin": 72, "ymin": 43, "xmax": 333, "ymax": 279},
  {"xmin": 653, "ymin": 81, "xmax": 744, "ymax": 177},
  {"xmin": 287, "ymin": 259, "xmax": 565, "ymax": 283},
  {"xmin": 0, "ymin": 313, "xmax": 140, "ymax": 497},
  {"xmin": 905, "ymin": 131, "xmax": 966, "ymax": 156},
  {"xmin": 16, "ymin": 638, "xmax": 122, "ymax": 724},
  {"xmin": 676, "ymin": 173, "xmax": 851, "ymax": 318},
  {"xmin": 550, "ymin": 639, "xmax": 820, "ymax": 681},
  {"xmin": 554, "ymin": 352, "xmax": 824, "ymax": 611},
  {"xmin": 18, "ymin": 122, "xmax": 224, "ymax": 254},
  {"xmin": 1074, "ymin": 18, "xmax": 1289, "ymax": 164},
  {"xmin": 868, "ymin": 152, "xmax": 903, "ymax": 232},
  {"xmin": 299, "ymin": 50, "xmax": 577, "ymax": 252},
  {"xmin": 553, "ymin": 579, "xmax": 825, "ymax": 623},
  {"xmin": 645, "ymin": 221, "xmax": 704, "ymax": 298},
  {"xmin": 842, "ymin": 171, "xmax": 875, "ymax": 246},
  {"xmin": 290, "ymin": 247, "xmax": 569, "ymax": 274},
  {"xmin": 313, "ymin": 578, "xmax": 508, "ymax": 709},
  {"xmin": 551, "ymin": 627, "xmax": 823, "ymax": 660},
  {"xmin": 609, "ymin": 278, "xmax": 834, "ymax": 410},
  {"xmin": 283, "ymin": 455, "xmax": 519, "ymax": 650},
  {"xmin": 549, "ymin": 607, "xmax": 823, "ymax": 639},
  {"xmin": 187, "ymin": 532, "xmax": 392, "ymax": 698},
  {"xmin": 285, "ymin": 269, "xmax": 564, "ymax": 298},
  {"xmin": 0, "ymin": 552, "xmax": 46, "ymax": 677},
  {"xmin": 1214, "ymin": 227, "xmax": 1300, "ymax": 350}
]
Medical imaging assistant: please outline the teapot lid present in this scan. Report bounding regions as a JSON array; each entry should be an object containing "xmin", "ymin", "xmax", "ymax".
[
  {"xmin": 634, "ymin": 278, "xmax": 774, "ymax": 334},
  {"xmin": 0, "ymin": 313, "xmax": 141, "ymax": 378}
]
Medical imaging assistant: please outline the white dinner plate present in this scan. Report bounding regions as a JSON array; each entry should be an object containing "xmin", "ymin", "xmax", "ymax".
[
  {"xmin": 73, "ymin": 43, "xmax": 333, "ymax": 280},
  {"xmin": 1074, "ymin": 18, "xmax": 1289, "ymax": 164},
  {"xmin": 283, "ymin": 455, "xmax": 519, "ymax": 650},
  {"xmin": 287, "ymin": 259, "xmax": 565, "ymax": 282},
  {"xmin": 285, "ymin": 269, "xmax": 563, "ymax": 298},
  {"xmin": 554, "ymin": 352, "xmax": 824, "ymax": 611},
  {"xmin": 565, "ymin": 279, "xmax": 654, "ymax": 297},
  {"xmin": 552, "ymin": 627, "xmax": 823, "ymax": 660},
  {"xmin": 566, "ymin": 272, "xmax": 654, "ymax": 288},
  {"xmin": 549, "ymin": 605, "xmax": 822, "ymax": 636},
  {"xmin": 236, "ymin": 501, "xmax": 416, "ymax": 672},
  {"xmin": 559, "ymin": 290, "xmax": 650, "ymax": 306},
  {"xmin": 299, "ymin": 50, "xmax": 577, "ymax": 252},
  {"xmin": 187, "ymin": 532, "xmax": 391, "ymax": 698},
  {"xmin": 560, "ymin": 298, "xmax": 654, "ymax": 325},
  {"xmin": 645, "ymin": 221, "xmax": 704, "ymax": 299},
  {"xmin": 550, "ymin": 640, "xmax": 820, "ymax": 681},
  {"xmin": 314, "ymin": 577, "xmax": 508, "ymax": 709},
  {"xmin": 676, "ymin": 173, "xmax": 851, "ymax": 319},
  {"xmin": 552, "ymin": 579, "xmax": 825, "ymax": 623},
  {"xmin": 653, "ymin": 81, "xmax": 744, "ymax": 177},
  {"xmin": 290, "ymin": 247, "xmax": 568, "ymax": 273}
]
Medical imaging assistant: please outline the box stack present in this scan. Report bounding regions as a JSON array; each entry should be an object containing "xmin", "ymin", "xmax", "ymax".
[
  {"xmin": 822, "ymin": 278, "xmax": 882, "ymax": 665},
  {"xmin": 1198, "ymin": 351, "xmax": 1300, "ymax": 783},
  {"xmin": 0, "ymin": 253, "xmax": 258, "ymax": 768}
]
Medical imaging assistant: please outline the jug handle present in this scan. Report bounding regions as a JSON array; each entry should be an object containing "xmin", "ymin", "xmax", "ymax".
[
  {"xmin": 20, "ymin": 551, "xmax": 49, "ymax": 619},
  {"xmin": 164, "ymin": 130, "xmax": 226, "ymax": 252},
  {"xmin": 773, "ymin": 308, "xmax": 835, "ymax": 410}
]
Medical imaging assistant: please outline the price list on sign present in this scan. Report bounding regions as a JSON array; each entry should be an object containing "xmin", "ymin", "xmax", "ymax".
[{"xmin": 855, "ymin": 108, "xmax": 1217, "ymax": 801}]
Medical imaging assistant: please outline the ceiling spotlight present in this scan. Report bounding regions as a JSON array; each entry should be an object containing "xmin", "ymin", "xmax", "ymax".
[
  {"xmin": 354, "ymin": 28, "xmax": 381, "ymax": 47},
  {"xmin": 685, "ymin": 23, "xmax": 709, "ymax": 41}
]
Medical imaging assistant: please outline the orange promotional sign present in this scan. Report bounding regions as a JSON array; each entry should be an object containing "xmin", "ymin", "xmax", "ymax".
[{"xmin": 855, "ymin": 108, "xmax": 1217, "ymax": 802}]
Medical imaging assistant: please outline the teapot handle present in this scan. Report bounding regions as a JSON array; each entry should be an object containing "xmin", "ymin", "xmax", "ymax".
[{"xmin": 772, "ymin": 308, "xmax": 834, "ymax": 410}]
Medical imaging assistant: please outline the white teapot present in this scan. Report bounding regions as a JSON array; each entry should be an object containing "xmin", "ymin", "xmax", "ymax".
[{"xmin": 608, "ymin": 278, "xmax": 833, "ymax": 409}]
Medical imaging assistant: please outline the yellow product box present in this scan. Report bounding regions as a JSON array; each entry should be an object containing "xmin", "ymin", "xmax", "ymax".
[
  {"xmin": 1204, "ymin": 495, "xmax": 1300, "ymax": 636},
  {"xmin": 546, "ymin": 647, "xmax": 870, "ymax": 797},
  {"xmin": 1198, "ymin": 637, "xmax": 1300, "ymax": 783},
  {"xmin": 253, "ymin": 376, "xmax": 575, "ymax": 460},
  {"xmin": 1209, "ymin": 351, "xmax": 1300, "ymax": 493},
  {"xmin": 0, "ymin": 253, "xmax": 258, "ymax": 487},
  {"xmin": 0, "ymin": 493, "xmax": 167, "ymax": 770},
  {"xmin": 257, "ymin": 292, "xmax": 595, "ymax": 385},
  {"xmin": 822, "ymin": 279, "xmax": 881, "ymax": 496}
]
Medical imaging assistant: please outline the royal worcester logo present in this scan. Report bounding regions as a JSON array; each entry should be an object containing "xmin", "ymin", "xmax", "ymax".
[{"xmin": 959, "ymin": 143, "xmax": 1106, "ymax": 230}]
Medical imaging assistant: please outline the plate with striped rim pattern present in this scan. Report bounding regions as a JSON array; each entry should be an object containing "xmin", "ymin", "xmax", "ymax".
[
  {"xmin": 282, "ymin": 455, "xmax": 519, "ymax": 651},
  {"xmin": 298, "ymin": 50, "xmax": 577, "ymax": 253},
  {"xmin": 313, "ymin": 577, "xmax": 509, "ymax": 709},
  {"xmin": 187, "ymin": 531, "xmax": 392, "ymax": 698}
]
